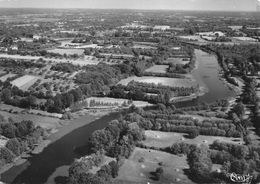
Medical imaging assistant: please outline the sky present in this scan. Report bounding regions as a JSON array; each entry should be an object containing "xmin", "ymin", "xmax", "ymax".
[{"xmin": 0, "ymin": 0, "xmax": 259, "ymax": 11}]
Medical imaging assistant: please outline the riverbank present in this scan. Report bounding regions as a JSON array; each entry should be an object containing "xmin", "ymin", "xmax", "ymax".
[
  {"xmin": 0, "ymin": 110, "xmax": 122, "ymax": 184},
  {"xmin": 0, "ymin": 139, "xmax": 51, "ymax": 175},
  {"xmin": 0, "ymin": 108, "xmax": 115, "ymax": 177},
  {"xmin": 171, "ymin": 86, "xmax": 208, "ymax": 103}
]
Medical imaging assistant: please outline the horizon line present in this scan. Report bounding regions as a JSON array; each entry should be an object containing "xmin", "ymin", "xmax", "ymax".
[{"xmin": 0, "ymin": 7, "xmax": 259, "ymax": 13}]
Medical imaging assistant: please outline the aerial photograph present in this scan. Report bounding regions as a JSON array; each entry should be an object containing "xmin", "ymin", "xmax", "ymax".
[{"xmin": 0, "ymin": 0, "xmax": 259, "ymax": 183}]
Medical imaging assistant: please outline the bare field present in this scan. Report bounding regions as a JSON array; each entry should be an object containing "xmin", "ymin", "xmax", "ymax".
[
  {"xmin": 115, "ymin": 147, "xmax": 193, "ymax": 184},
  {"xmin": 11, "ymin": 75, "xmax": 40, "ymax": 91},
  {"xmin": 142, "ymin": 131, "xmax": 243, "ymax": 148},
  {"xmin": 118, "ymin": 76, "xmax": 197, "ymax": 88}
]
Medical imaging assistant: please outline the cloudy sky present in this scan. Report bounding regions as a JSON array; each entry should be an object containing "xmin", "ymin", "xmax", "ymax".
[{"xmin": 0, "ymin": 0, "xmax": 258, "ymax": 11}]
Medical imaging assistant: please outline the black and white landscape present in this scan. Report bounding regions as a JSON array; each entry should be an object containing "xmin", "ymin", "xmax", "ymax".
[{"xmin": 0, "ymin": 0, "xmax": 260, "ymax": 184}]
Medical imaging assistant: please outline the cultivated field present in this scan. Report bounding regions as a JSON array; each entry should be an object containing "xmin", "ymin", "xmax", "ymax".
[
  {"xmin": 115, "ymin": 147, "xmax": 193, "ymax": 184},
  {"xmin": 142, "ymin": 131, "xmax": 243, "ymax": 148},
  {"xmin": 118, "ymin": 76, "xmax": 197, "ymax": 88},
  {"xmin": 145, "ymin": 65, "xmax": 168, "ymax": 73},
  {"xmin": 11, "ymin": 75, "xmax": 40, "ymax": 91}
]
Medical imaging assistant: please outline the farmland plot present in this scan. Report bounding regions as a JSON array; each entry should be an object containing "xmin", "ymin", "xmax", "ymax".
[
  {"xmin": 11, "ymin": 75, "xmax": 40, "ymax": 91},
  {"xmin": 118, "ymin": 76, "xmax": 197, "ymax": 88}
]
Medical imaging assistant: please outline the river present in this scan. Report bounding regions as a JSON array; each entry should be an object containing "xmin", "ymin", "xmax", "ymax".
[
  {"xmin": 175, "ymin": 49, "xmax": 236, "ymax": 107},
  {"xmin": 1, "ymin": 112, "xmax": 122, "ymax": 184},
  {"xmin": 0, "ymin": 49, "xmax": 236, "ymax": 184}
]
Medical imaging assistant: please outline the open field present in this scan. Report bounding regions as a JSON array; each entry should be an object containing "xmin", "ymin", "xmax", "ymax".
[
  {"xmin": 142, "ymin": 131, "xmax": 244, "ymax": 148},
  {"xmin": 118, "ymin": 76, "xmax": 197, "ymax": 88},
  {"xmin": 0, "ymin": 73, "xmax": 17, "ymax": 82},
  {"xmin": 11, "ymin": 75, "xmax": 40, "ymax": 91},
  {"xmin": 115, "ymin": 147, "xmax": 193, "ymax": 184},
  {"xmin": 144, "ymin": 65, "xmax": 168, "ymax": 73},
  {"xmin": 48, "ymin": 48, "xmax": 84, "ymax": 55},
  {"xmin": 0, "ymin": 109, "xmax": 62, "ymax": 130},
  {"xmin": 164, "ymin": 58, "xmax": 190, "ymax": 65}
]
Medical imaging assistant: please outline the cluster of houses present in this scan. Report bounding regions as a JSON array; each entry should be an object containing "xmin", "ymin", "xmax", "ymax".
[{"xmin": 0, "ymin": 35, "xmax": 49, "ymax": 53}]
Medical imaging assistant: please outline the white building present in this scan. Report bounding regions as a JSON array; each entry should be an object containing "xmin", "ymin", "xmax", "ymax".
[
  {"xmin": 33, "ymin": 35, "xmax": 41, "ymax": 40},
  {"xmin": 10, "ymin": 45, "xmax": 18, "ymax": 50},
  {"xmin": 154, "ymin": 25, "xmax": 170, "ymax": 31}
]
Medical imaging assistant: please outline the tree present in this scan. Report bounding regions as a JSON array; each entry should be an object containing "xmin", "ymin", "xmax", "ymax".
[
  {"xmin": 16, "ymin": 120, "xmax": 35, "ymax": 137},
  {"xmin": 188, "ymin": 145, "xmax": 212, "ymax": 181},
  {"xmin": 2, "ymin": 123, "xmax": 16, "ymax": 138},
  {"xmin": 244, "ymin": 135, "xmax": 252, "ymax": 145},
  {"xmin": 232, "ymin": 102, "xmax": 245, "ymax": 118},
  {"xmin": 154, "ymin": 167, "xmax": 164, "ymax": 181},
  {"xmin": 1, "ymin": 88, "xmax": 11, "ymax": 102},
  {"xmin": 5, "ymin": 138, "xmax": 22, "ymax": 156},
  {"xmin": 108, "ymin": 161, "xmax": 119, "ymax": 178},
  {"xmin": 0, "ymin": 147, "xmax": 15, "ymax": 163},
  {"xmin": 189, "ymin": 129, "xmax": 199, "ymax": 138},
  {"xmin": 69, "ymin": 162, "xmax": 89, "ymax": 184},
  {"xmin": 230, "ymin": 159, "xmax": 249, "ymax": 175}
]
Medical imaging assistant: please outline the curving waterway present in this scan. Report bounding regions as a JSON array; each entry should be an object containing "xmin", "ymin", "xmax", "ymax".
[
  {"xmin": 1, "ymin": 112, "xmax": 122, "ymax": 184},
  {"xmin": 175, "ymin": 49, "xmax": 236, "ymax": 107},
  {"xmin": 0, "ymin": 49, "xmax": 236, "ymax": 184}
]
